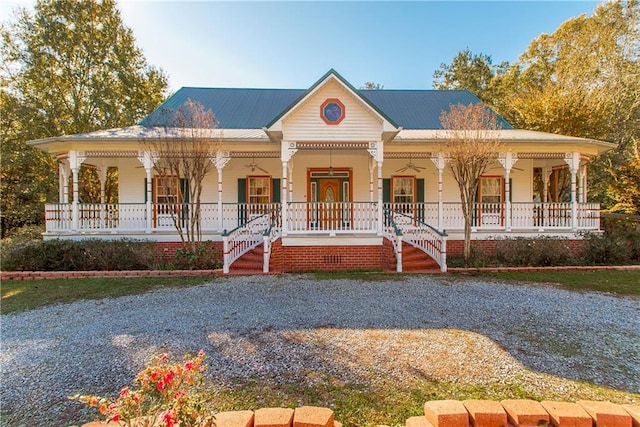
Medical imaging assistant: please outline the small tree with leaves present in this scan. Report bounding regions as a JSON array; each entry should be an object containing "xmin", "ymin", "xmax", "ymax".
[
  {"xmin": 440, "ymin": 103, "xmax": 503, "ymax": 261},
  {"xmin": 360, "ymin": 82, "xmax": 384, "ymax": 90},
  {"xmin": 143, "ymin": 100, "xmax": 220, "ymax": 249}
]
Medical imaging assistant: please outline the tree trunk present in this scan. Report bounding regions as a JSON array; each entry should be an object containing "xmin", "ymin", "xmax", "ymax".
[{"xmin": 463, "ymin": 200, "xmax": 473, "ymax": 261}]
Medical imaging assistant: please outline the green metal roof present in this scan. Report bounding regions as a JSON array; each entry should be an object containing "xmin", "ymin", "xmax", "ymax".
[{"xmin": 140, "ymin": 70, "xmax": 513, "ymax": 130}]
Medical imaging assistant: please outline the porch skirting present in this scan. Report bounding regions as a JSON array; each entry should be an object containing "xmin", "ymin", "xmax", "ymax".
[{"xmin": 269, "ymin": 238, "xmax": 396, "ymax": 273}]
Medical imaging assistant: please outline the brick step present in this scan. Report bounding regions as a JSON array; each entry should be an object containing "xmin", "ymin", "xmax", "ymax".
[
  {"xmin": 230, "ymin": 244, "xmax": 264, "ymax": 272},
  {"xmin": 402, "ymin": 243, "xmax": 439, "ymax": 272}
]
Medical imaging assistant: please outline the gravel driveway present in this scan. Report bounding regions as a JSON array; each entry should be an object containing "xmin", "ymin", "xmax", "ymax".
[{"xmin": 1, "ymin": 274, "xmax": 639, "ymax": 426}]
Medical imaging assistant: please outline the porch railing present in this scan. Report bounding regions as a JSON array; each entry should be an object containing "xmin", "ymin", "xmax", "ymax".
[
  {"xmin": 388, "ymin": 209, "xmax": 448, "ymax": 272},
  {"xmin": 222, "ymin": 212, "xmax": 271, "ymax": 274},
  {"xmin": 286, "ymin": 202, "xmax": 378, "ymax": 233},
  {"xmin": 43, "ymin": 201, "xmax": 601, "ymax": 234},
  {"xmin": 262, "ymin": 207, "xmax": 282, "ymax": 273},
  {"xmin": 382, "ymin": 208, "xmax": 404, "ymax": 272}
]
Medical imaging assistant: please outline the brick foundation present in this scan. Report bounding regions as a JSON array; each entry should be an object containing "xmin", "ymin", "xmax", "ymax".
[{"xmin": 280, "ymin": 245, "xmax": 384, "ymax": 272}]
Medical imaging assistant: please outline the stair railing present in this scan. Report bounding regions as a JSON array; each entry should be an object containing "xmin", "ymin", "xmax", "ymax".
[
  {"xmin": 383, "ymin": 208, "xmax": 404, "ymax": 272},
  {"xmin": 222, "ymin": 213, "xmax": 270, "ymax": 274},
  {"xmin": 262, "ymin": 206, "xmax": 282, "ymax": 273},
  {"xmin": 390, "ymin": 210, "xmax": 448, "ymax": 272}
]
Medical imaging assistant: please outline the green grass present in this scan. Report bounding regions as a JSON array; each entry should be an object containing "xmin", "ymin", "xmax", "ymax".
[
  {"xmin": 472, "ymin": 270, "xmax": 640, "ymax": 296},
  {"xmin": 207, "ymin": 376, "xmax": 637, "ymax": 427},
  {"xmin": 0, "ymin": 276, "xmax": 214, "ymax": 314},
  {"xmin": 4, "ymin": 270, "xmax": 637, "ymax": 315}
]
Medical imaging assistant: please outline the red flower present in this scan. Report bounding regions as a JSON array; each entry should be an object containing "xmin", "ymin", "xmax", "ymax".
[
  {"xmin": 184, "ymin": 361, "xmax": 194, "ymax": 371},
  {"xmin": 163, "ymin": 370, "xmax": 175, "ymax": 384},
  {"xmin": 111, "ymin": 414, "xmax": 120, "ymax": 422},
  {"xmin": 163, "ymin": 409, "xmax": 177, "ymax": 427},
  {"xmin": 119, "ymin": 387, "xmax": 129, "ymax": 398},
  {"xmin": 157, "ymin": 380, "xmax": 165, "ymax": 391},
  {"xmin": 160, "ymin": 353, "xmax": 169, "ymax": 362}
]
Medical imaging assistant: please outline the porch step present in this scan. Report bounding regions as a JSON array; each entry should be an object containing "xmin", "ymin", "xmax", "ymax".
[
  {"xmin": 229, "ymin": 244, "xmax": 264, "ymax": 273},
  {"xmin": 402, "ymin": 242, "xmax": 440, "ymax": 272}
]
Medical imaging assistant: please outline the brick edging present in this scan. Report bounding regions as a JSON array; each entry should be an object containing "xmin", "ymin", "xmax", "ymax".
[
  {"xmin": 80, "ymin": 400, "xmax": 640, "ymax": 427},
  {"xmin": 2, "ymin": 265, "xmax": 640, "ymax": 280},
  {"xmin": 448, "ymin": 265, "xmax": 640, "ymax": 273},
  {"xmin": 0, "ymin": 269, "xmax": 222, "ymax": 281}
]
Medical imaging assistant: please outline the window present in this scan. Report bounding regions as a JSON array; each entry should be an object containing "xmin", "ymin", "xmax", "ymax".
[
  {"xmin": 478, "ymin": 176, "xmax": 503, "ymax": 226},
  {"xmin": 153, "ymin": 176, "xmax": 180, "ymax": 227},
  {"xmin": 155, "ymin": 176, "xmax": 179, "ymax": 205},
  {"xmin": 479, "ymin": 177, "xmax": 502, "ymax": 205},
  {"xmin": 248, "ymin": 176, "xmax": 271, "ymax": 205},
  {"xmin": 392, "ymin": 176, "xmax": 415, "ymax": 214}
]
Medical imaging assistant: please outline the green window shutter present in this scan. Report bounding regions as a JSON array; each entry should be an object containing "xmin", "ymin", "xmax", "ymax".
[
  {"xmin": 417, "ymin": 178, "xmax": 425, "ymax": 223},
  {"xmin": 238, "ymin": 178, "xmax": 247, "ymax": 226},
  {"xmin": 383, "ymin": 178, "xmax": 391, "ymax": 204},
  {"xmin": 272, "ymin": 178, "xmax": 281, "ymax": 203},
  {"xmin": 179, "ymin": 178, "xmax": 189, "ymax": 224},
  {"xmin": 472, "ymin": 181, "xmax": 479, "ymax": 227},
  {"xmin": 179, "ymin": 179, "xmax": 190, "ymax": 203}
]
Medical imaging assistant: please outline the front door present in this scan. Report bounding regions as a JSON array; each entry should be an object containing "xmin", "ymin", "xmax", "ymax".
[
  {"xmin": 319, "ymin": 178, "xmax": 340, "ymax": 230},
  {"xmin": 308, "ymin": 169, "xmax": 351, "ymax": 231}
]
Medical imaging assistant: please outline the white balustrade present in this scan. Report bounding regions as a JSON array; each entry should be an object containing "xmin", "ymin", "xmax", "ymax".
[{"xmin": 43, "ymin": 201, "xmax": 600, "ymax": 235}]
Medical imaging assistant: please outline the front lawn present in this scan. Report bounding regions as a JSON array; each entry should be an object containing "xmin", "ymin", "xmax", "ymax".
[
  {"xmin": 471, "ymin": 270, "xmax": 640, "ymax": 296},
  {"xmin": 0, "ymin": 276, "xmax": 214, "ymax": 314}
]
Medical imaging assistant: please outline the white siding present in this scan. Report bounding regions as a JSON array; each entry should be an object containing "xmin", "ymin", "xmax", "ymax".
[
  {"xmin": 283, "ymin": 81, "xmax": 383, "ymax": 142},
  {"xmin": 118, "ymin": 159, "xmax": 146, "ymax": 203}
]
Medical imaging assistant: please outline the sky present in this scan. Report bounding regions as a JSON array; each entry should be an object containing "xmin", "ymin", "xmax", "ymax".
[{"xmin": 1, "ymin": 1, "xmax": 601, "ymax": 93}]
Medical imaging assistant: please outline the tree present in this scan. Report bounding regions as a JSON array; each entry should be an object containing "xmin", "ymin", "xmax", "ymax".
[
  {"xmin": 440, "ymin": 103, "xmax": 503, "ymax": 261},
  {"xmin": 360, "ymin": 82, "xmax": 384, "ymax": 90},
  {"xmin": 493, "ymin": 0, "xmax": 640, "ymax": 212},
  {"xmin": 0, "ymin": 0, "xmax": 168, "ymax": 234},
  {"xmin": 143, "ymin": 100, "xmax": 220, "ymax": 248},
  {"xmin": 432, "ymin": 48, "xmax": 509, "ymax": 104},
  {"xmin": 434, "ymin": 2, "xmax": 640, "ymax": 213}
]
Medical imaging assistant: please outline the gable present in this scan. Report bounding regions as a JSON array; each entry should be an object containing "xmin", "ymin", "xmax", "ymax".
[{"xmin": 282, "ymin": 79, "xmax": 386, "ymax": 142}]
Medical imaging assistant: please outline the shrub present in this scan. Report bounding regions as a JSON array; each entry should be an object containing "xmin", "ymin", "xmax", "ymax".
[
  {"xmin": 494, "ymin": 237, "xmax": 578, "ymax": 267},
  {"xmin": 0, "ymin": 238, "xmax": 157, "ymax": 271},
  {"xmin": 581, "ymin": 230, "xmax": 640, "ymax": 265},
  {"xmin": 72, "ymin": 351, "xmax": 214, "ymax": 427},
  {"xmin": 171, "ymin": 241, "xmax": 221, "ymax": 270}
]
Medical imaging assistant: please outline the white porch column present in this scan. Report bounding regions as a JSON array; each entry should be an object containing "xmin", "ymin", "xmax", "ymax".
[
  {"xmin": 431, "ymin": 153, "xmax": 447, "ymax": 230},
  {"xmin": 564, "ymin": 152, "xmax": 580, "ymax": 231},
  {"xmin": 288, "ymin": 160, "xmax": 294, "ymax": 203},
  {"xmin": 281, "ymin": 141, "xmax": 298, "ymax": 236},
  {"xmin": 368, "ymin": 157, "xmax": 375, "ymax": 202},
  {"xmin": 499, "ymin": 152, "xmax": 518, "ymax": 232},
  {"xmin": 579, "ymin": 163, "xmax": 587, "ymax": 203},
  {"xmin": 367, "ymin": 141, "xmax": 384, "ymax": 234},
  {"xmin": 138, "ymin": 151, "xmax": 157, "ymax": 233},
  {"xmin": 69, "ymin": 150, "xmax": 86, "ymax": 231},
  {"xmin": 214, "ymin": 151, "xmax": 230, "ymax": 231},
  {"xmin": 59, "ymin": 161, "xmax": 70, "ymax": 203}
]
